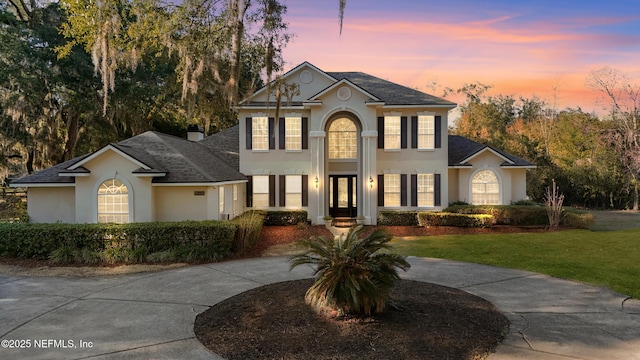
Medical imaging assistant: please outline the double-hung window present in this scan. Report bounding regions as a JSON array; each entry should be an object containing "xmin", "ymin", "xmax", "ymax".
[
  {"xmin": 418, "ymin": 115, "xmax": 435, "ymax": 150},
  {"xmin": 384, "ymin": 116, "xmax": 401, "ymax": 150},
  {"xmin": 252, "ymin": 175, "xmax": 270, "ymax": 208},
  {"xmin": 285, "ymin": 117, "xmax": 301, "ymax": 150},
  {"xmin": 384, "ymin": 174, "xmax": 401, "ymax": 207},
  {"xmin": 252, "ymin": 117, "xmax": 269, "ymax": 151},
  {"xmin": 285, "ymin": 175, "xmax": 302, "ymax": 207},
  {"xmin": 417, "ymin": 174, "xmax": 435, "ymax": 207}
]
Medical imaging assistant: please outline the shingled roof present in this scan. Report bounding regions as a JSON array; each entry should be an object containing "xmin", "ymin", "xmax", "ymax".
[
  {"xmin": 12, "ymin": 129, "xmax": 246, "ymax": 186},
  {"xmin": 326, "ymin": 72, "xmax": 456, "ymax": 106},
  {"xmin": 448, "ymin": 135, "xmax": 535, "ymax": 167},
  {"xmin": 240, "ymin": 62, "xmax": 456, "ymax": 107}
]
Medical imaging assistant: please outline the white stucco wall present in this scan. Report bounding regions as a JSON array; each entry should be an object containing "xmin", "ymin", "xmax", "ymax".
[
  {"xmin": 154, "ymin": 186, "xmax": 210, "ymax": 222},
  {"xmin": 453, "ymin": 150, "xmax": 530, "ymax": 205},
  {"xmin": 74, "ymin": 149, "xmax": 154, "ymax": 223},
  {"xmin": 27, "ymin": 187, "xmax": 76, "ymax": 223}
]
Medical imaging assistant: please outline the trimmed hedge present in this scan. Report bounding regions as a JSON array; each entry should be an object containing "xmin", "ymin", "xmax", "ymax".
[
  {"xmin": 443, "ymin": 204, "xmax": 594, "ymax": 229},
  {"xmin": 377, "ymin": 211, "xmax": 419, "ymax": 226},
  {"xmin": 418, "ymin": 213, "xmax": 493, "ymax": 228},
  {"xmin": 444, "ymin": 205, "xmax": 549, "ymax": 226},
  {"xmin": 0, "ymin": 220, "xmax": 236, "ymax": 262},
  {"xmin": 264, "ymin": 210, "xmax": 308, "ymax": 226}
]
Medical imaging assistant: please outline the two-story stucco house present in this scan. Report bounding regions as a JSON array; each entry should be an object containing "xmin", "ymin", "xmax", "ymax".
[{"xmin": 11, "ymin": 61, "xmax": 534, "ymax": 225}]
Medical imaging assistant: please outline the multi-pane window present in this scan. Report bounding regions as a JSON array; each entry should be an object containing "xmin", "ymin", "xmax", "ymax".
[
  {"xmin": 328, "ymin": 118, "xmax": 357, "ymax": 159},
  {"xmin": 285, "ymin": 117, "xmax": 301, "ymax": 150},
  {"xmin": 219, "ymin": 186, "xmax": 225, "ymax": 214},
  {"xmin": 417, "ymin": 174, "xmax": 435, "ymax": 207},
  {"xmin": 384, "ymin": 174, "xmax": 401, "ymax": 207},
  {"xmin": 252, "ymin": 117, "xmax": 269, "ymax": 150},
  {"xmin": 384, "ymin": 116, "xmax": 401, "ymax": 150},
  {"xmin": 285, "ymin": 175, "xmax": 302, "ymax": 207},
  {"xmin": 98, "ymin": 179, "xmax": 129, "ymax": 223},
  {"xmin": 252, "ymin": 175, "xmax": 270, "ymax": 208},
  {"xmin": 233, "ymin": 184, "xmax": 238, "ymax": 215},
  {"xmin": 472, "ymin": 170, "xmax": 500, "ymax": 205},
  {"xmin": 418, "ymin": 115, "xmax": 435, "ymax": 149}
]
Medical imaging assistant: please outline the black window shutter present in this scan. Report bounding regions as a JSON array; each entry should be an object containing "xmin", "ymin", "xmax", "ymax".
[
  {"xmin": 246, "ymin": 176, "xmax": 253, "ymax": 207},
  {"xmin": 302, "ymin": 117, "xmax": 308, "ymax": 150},
  {"xmin": 301, "ymin": 175, "xmax": 308, "ymax": 206},
  {"xmin": 411, "ymin": 174, "xmax": 417, "ymax": 206},
  {"xmin": 279, "ymin": 175, "xmax": 286, "ymax": 207},
  {"xmin": 269, "ymin": 118, "xmax": 275, "ymax": 149},
  {"xmin": 400, "ymin": 174, "xmax": 407, "ymax": 206},
  {"xmin": 411, "ymin": 116, "xmax": 418, "ymax": 149},
  {"xmin": 279, "ymin": 118, "xmax": 285, "ymax": 149},
  {"xmin": 377, "ymin": 117, "xmax": 384, "ymax": 149},
  {"xmin": 246, "ymin": 117, "xmax": 252, "ymax": 150},
  {"xmin": 401, "ymin": 116, "xmax": 407, "ymax": 149},
  {"xmin": 434, "ymin": 174, "xmax": 441, "ymax": 206},
  {"xmin": 377, "ymin": 174, "xmax": 384, "ymax": 206},
  {"xmin": 435, "ymin": 115, "xmax": 442, "ymax": 149},
  {"xmin": 269, "ymin": 174, "xmax": 276, "ymax": 207}
]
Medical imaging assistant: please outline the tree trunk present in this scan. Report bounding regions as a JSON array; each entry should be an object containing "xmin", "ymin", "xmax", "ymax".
[
  {"xmin": 634, "ymin": 182, "xmax": 639, "ymax": 211},
  {"xmin": 26, "ymin": 149, "xmax": 34, "ymax": 174},
  {"xmin": 227, "ymin": 0, "xmax": 247, "ymax": 106},
  {"xmin": 61, "ymin": 108, "xmax": 79, "ymax": 163}
]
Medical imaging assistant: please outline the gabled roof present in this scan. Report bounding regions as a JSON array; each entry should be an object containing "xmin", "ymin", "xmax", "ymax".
[
  {"xmin": 309, "ymin": 78, "xmax": 381, "ymax": 103},
  {"xmin": 448, "ymin": 135, "xmax": 536, "ymax": 168},
  {"xmin": 240, "ymin": 61, "xmax": 456, "ymax": 108},
  {"xmin": 326, "ymin": 72, "xmax": 456, "ymax": 107},
  {"xmin": 12, "ymin": 128, "xmax": 246, "ymax": 186}
]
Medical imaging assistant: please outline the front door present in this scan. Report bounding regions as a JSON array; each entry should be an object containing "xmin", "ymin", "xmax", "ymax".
[{"xmin": 329, "ymin": 175, "xmax": 357, "ymax": 217}]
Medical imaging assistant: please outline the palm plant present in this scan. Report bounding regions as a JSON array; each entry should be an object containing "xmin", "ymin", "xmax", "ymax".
[{"xmin": 289, "ymin": 226, "xmax": 410, "ymax": 316}]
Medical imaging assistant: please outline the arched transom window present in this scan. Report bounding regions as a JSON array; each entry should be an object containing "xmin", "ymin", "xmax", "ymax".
[
  {"xmin": 328, "ymin": 118, "xmax": 357, "ymax": 159},
  {"xmin": 471, "ymin": 170, "xmax": 500, "ymax": 205},
  {"xmin": 98, "ymin": 179, "xmax": 129, "ymax": 223}
]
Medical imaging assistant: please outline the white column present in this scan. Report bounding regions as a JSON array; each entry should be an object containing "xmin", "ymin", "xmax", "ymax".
[
  {"xmin": 361, "ymin": 130, "xmax": 378, "ymax": 225},
  {"xmin": 309, "ymin": 130, "xmax": 326, "ymax": 224}
]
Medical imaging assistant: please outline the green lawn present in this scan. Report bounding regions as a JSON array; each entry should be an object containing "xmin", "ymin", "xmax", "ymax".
[{"xmin": 391, "ymin": 228, "xmax": 640, "ymax": 299}]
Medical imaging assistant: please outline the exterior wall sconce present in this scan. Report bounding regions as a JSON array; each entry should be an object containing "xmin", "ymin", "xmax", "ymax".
[
  {"xmin": 315, "ymin": 176, "xmax": 319, "ymax": 188},
  {"xmin": 369, "ymin": 176, "xmax": 374, "ymax": 188}
]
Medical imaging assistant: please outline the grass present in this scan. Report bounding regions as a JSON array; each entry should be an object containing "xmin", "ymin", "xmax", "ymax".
[{"xmin": 392, "ymin": 228, "xmax": 640, "ymax": 299}]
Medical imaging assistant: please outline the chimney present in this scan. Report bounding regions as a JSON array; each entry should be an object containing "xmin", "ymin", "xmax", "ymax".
[{"xmin": 187, "ymin": 124, "xmax": 204, "ymax": 141}]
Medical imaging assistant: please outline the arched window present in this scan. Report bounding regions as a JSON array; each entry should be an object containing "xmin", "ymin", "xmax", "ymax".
[
  {"xmin": 98, "ymin": 179, "xmax": 129, "ymax": 223},
  {"xmin": 471, "ymin": 170, "xmax": 500, "ymax": 205},
  {"xmin": 328, "ymin": 118, "xmax": 357, "ymax": 159}
]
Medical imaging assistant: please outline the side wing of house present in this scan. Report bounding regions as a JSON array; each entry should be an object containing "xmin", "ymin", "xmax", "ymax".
[
  {"xmin": 12, "ymin": 131, "xmax": 246, "ymax": 224},
  {"xmin": 448, "ymin": 136, "xmax": 536, "ymax": 205}
]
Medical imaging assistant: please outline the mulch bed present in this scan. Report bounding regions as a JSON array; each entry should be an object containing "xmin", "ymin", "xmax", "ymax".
[{"xmin": 195, "ymin": 278, "xmax": 510, "ymax": 360}]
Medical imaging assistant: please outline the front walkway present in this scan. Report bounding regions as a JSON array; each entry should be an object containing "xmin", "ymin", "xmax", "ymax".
[{"xmin": 1, "ymin": 257, "xmax": 639, "ymax": 359}]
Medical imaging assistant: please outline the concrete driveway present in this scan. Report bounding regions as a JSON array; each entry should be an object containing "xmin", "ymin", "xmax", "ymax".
[{"xmin": 1, "ymin": 256, "xmax": 639, "ymax": 359}]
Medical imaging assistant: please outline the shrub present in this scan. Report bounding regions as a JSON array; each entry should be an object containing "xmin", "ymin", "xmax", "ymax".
[
  {"xmin": 264, "ymin": 210, "xmax": 308, "ymax": 225},
  {"xmin": 377, "ymin": 211, "xmax": 418, "ymax": 226},
  {"xmin": 444, "ymin": 205, "xmax": 549, "ymax": 226},
  {"xmin": 289, "ymin": 226, "xmax": 410, "ymax": 316},
  {"xmin": 0, "ymin": 194, "xmax": 29, "ymax": 223},
  {"xmin": 231, "ymin": 210, "xmax": 266, "ymax": 254},
  {"xmin": 0, "ymin": 220, "xmax": 236, "ymax": 263},
  {"xmin": 562, "ymin": 211, "xmax": 595, "ymax": 229},
  {"xmin": 418, "ymin": 212, "xmax": 493, "ymax": 228},
  {"xmin": 511, "ymin": 199, "xmax": 538, "ymax": 206}
]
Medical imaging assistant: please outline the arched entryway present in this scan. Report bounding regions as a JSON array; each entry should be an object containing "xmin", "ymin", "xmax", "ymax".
[{"xmin": 325, "ymin": 113, "xmax": 362, "ymax": 218}]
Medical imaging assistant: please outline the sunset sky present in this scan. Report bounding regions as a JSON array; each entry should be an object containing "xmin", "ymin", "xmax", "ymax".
[{"xmin": 280, "ymin": 0, "xmax": 640, "ymax": 115}]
